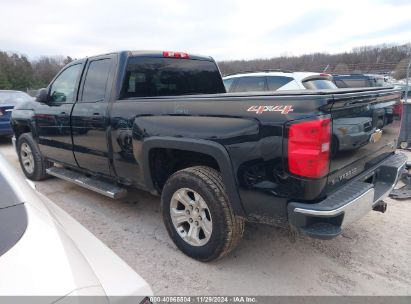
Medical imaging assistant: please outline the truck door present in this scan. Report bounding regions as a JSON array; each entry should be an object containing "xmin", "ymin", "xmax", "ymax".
[
  {"xmin": 35, "ymin": 61, "xmax": 85, "ymax": 166},
  {"xmin": 71, "ymin": 55, "xmax": 115, "ymax": 176}
]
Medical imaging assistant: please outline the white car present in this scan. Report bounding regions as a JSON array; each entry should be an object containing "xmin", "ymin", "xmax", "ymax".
[
  {"xmin": 223, "ymin": 70, "xmax": 337, "ymax": 92},
  {"xmin": 0, "ymin": 152, "xmax": 152, "ymax": 303}
]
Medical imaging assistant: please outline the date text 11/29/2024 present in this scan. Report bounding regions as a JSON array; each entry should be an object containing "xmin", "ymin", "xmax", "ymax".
[{"xmin": 148, "ymin": 296, "xmax": 257, "ymax": 303}]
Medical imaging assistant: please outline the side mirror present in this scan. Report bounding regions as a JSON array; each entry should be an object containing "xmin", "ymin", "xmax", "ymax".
[{"xmin": 35, "ymin": 88, "xmax": 50, "ymax": 103}]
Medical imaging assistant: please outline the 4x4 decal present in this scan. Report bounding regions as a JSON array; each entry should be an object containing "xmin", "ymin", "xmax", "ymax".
[{"xmin": 247, "ymin": 105, "xmax": 294, "ymax": 114}]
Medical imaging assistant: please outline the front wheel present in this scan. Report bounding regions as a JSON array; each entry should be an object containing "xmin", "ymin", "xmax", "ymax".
[
  {"xmin": 161, "ymin": 166, "xmax": 244, "ymax": 262},
  {"xmin": 17, "ymin": 133, "xmax": 51, "ymax": 181}
]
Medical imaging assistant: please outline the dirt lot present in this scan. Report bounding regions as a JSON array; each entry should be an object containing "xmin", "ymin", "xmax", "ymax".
[{"xmin": 1, "ymin": 138, "xmax": 410, "ymax": 296}]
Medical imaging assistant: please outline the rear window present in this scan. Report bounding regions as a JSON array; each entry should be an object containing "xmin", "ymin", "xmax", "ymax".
[
  {"xmin": 333, "ymin": 77, "xmax": 372, "ymax": 88},
  {"xmin": 233, "ymin": 77, "xmax": 266, "ymax": 92},
  {"xmin": 303, "ymin": 79, "xmax": 337, "ymax": 89},
  {"xmin": 121, "ymin": 57, "xmax": 225, "ymax": 98}
]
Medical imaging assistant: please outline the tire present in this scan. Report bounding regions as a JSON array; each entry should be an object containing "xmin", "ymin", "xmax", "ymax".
[
  {"xmin": 17, "ymin": 133, "xmax": 51, "ymax": 181},
  {"xmin": 400, "ymin": 141, "xmax": 408, "ymax": 150},
  {"xmin": 161, "ymin": 166, "xmax": 244, "ymax": 262}
]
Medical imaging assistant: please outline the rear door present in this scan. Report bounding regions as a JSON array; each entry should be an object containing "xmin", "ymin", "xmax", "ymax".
[
  {"xmin": 327, "ymin": 88, "xmax": 402, "ymax": 191},
  {"xmin": 71, "ymin": 55, "xmax": 116, "ymax": 176}
]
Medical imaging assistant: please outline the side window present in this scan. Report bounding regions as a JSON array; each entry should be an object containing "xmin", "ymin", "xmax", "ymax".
[
  {"xmin": 342, "ymin": 79, "xmax": 370, "ymax": 88},
  {"xmin": 267, "ymin": 76, "xmax": 293, "ymax": 91},
  {"xmin": 233, "ymin": 77, "xmax": 266, "ymax": 92},
  {"xmin": 50, "ymin": 64, "xmax": 82, "ymax": 103},
  {"xmin": 334, "ymin": 80, "xmax": 347, "ymax": 88},
  {"xmin": 223, "ymin": 78, "xmax": 235, "ymax": 92},
  {"xmin": 81, "ymin": 59, "xmax": 112, "ymax": 102}
]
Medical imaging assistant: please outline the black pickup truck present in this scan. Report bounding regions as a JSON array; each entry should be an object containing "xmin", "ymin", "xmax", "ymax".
[{"xmin": 11, "ymin": 51, "xmax": 406, "ymax": 261}]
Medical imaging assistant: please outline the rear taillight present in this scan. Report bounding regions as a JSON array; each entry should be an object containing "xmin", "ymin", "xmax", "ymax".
[
  {"xmin": 393, "ymin": 103, "xmax": 403, "ymax": 116},
  {"xmin": 163, "ymin": 51, "xmax": 189, "ymax": 59},
  {"xmin": 288, "ymin": 117, "xmax": 331, "ymax": 178}
]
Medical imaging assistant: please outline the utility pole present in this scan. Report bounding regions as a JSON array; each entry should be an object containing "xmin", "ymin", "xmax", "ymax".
[
  {"xmin": 399, "ymin": 58, "xmax": 411, "ymax": 149},
  {"xmin": 405, "ymin": 58, "xmax": 410, "ymax": 104}
]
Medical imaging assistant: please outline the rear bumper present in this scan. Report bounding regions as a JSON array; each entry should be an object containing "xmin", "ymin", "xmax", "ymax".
[{"xmin": 288, "ymin": 152, "xmax": 407, "ymax": 239}]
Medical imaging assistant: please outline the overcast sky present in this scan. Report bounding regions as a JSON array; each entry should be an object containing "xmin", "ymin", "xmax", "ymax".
[{"xmin": 0, "ymin": 0, "xmax": 410, "ymax": 61}]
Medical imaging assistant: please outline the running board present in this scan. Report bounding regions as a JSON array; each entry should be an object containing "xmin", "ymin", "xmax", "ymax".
[{"xmin": 46, "ymin": 167, "xmax": 127, "ymax": 199}]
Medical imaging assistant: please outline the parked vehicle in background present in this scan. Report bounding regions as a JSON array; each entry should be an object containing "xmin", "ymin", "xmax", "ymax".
[
  {"xmin": 11, "ymin": 50, "xmax": 406, "ymax": 262},
  {"xmin": 0, "ymin": 91, "xmax": 33, "ymax": 137},
  {"xmin": 222, "ymin": 70, "xmax": 337, "ymax": 92},
  {"xmin": 0, "ymin": 152, "xmax": 152, "ymax": 301},
  {"xmin": 223, "ymin": 70, "xmax": 379, "ymax": 155},
  {"xmin": 332, "ymin": 74, "xmax": 387, "ymax": 88}
]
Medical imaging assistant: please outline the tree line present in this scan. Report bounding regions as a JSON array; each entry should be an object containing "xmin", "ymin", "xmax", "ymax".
[
  {"xmin": 218, "ymin": 43, "xmax": 411, "ymax": 79},
  {"xmin": 0, "ymin": 51, "xmax": 72, "ymax": 91},
  {"xmin": 0, "ymin": 43, "xmax": 410, "ymax": 92}
]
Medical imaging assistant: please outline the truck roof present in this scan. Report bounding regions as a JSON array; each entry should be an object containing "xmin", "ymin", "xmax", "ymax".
[
  {"xmin": 71, "ymin": 50, "xmax": 214, "ymax": 63},
  {"xmin": 127, "ymin": 50, "xmax": 213, "ymax": 61}
]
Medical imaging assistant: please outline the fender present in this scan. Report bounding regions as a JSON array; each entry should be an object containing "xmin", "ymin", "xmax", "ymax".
[
  {"xmin": 141, "ymin": 136, "xmax": 246, "ymax": 217},
  {"xmin": 11, "ymin": 109, "xmax": 37, "ymax": 139}
]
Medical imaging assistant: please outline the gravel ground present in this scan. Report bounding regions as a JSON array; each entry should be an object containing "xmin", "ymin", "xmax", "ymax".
[{"xmin": 1, "ymin": 138, "xmax": 410, "ymax": 296}]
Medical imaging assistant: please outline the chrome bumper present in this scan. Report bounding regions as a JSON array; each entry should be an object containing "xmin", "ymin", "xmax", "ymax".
[{"xmin": 288, "ymin": 152, "xmax": 407, "ymax": 239}]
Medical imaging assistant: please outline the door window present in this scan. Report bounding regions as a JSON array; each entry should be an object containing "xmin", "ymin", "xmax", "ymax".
[
  {"xmin": 223, "ymin": 78, "xmax": 235, "ymax": 92},
  {"xmin": 267, "ymin": 76, "xmax": 293, "ymax": 91},
  {"xmin": 81, "ymin": 59, "xmax": 112, "ymax": 102},
  {"xmin": 50, "ymin": 64, "xmax": 82, "ymax": 103},
  {"xmin": 233, "ymin": 77, "xmax": 266, "ymax": 92}
]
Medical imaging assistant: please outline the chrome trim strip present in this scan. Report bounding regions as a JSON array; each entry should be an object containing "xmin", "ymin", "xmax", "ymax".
[
  {"xmin": 294, "ymin": 188, "xmax": 374, "ymax": 216},
  {"xmin": 12, "ymin": 136, "xmax": 17, "ymax": 152}
]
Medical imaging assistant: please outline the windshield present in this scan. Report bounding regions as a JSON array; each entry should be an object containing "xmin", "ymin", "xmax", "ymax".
[
  {"xmin": 0, "ymin": 91, "xmax": 33, "ymax": 104},
  {"xmin": 121, "ymin": 57, "xmax": 225, "ymax": 98}
]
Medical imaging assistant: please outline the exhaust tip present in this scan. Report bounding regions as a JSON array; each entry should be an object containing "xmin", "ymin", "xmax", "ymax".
[{"xmin": 373, "ymin": 201, "xmax": 387, "ymax": 213}]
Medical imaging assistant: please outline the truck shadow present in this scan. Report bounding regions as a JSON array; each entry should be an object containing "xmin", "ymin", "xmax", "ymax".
[
  {"xmin": 0, "ymin": 136, "xmax": 12, "ymax": 146},
  {"xmin": 31, "ymin": 174, "xmax": 411, "ymax": 295}
]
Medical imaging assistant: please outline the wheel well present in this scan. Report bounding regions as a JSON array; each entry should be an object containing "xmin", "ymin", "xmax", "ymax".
[
  {"xmin": 149, "ymin": 148, "xmax": 220, "ymax": 191},
  {"xmin": 14, "ymin": 125, "xmax": 31, "ymax": 140}
]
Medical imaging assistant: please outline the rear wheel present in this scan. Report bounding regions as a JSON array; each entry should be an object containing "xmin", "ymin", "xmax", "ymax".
[
  {"xmin": 17, "ymin": 133, "xmax": 51, "ymax": 181},
  {"xmin": 161, "ymin": 166, "xmax": 244, "ymax": 262}
]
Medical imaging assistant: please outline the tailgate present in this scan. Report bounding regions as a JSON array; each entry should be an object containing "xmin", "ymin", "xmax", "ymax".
[{"xmin": 327, "ymin": 88, "xmax": 402, "ymax": 191}]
